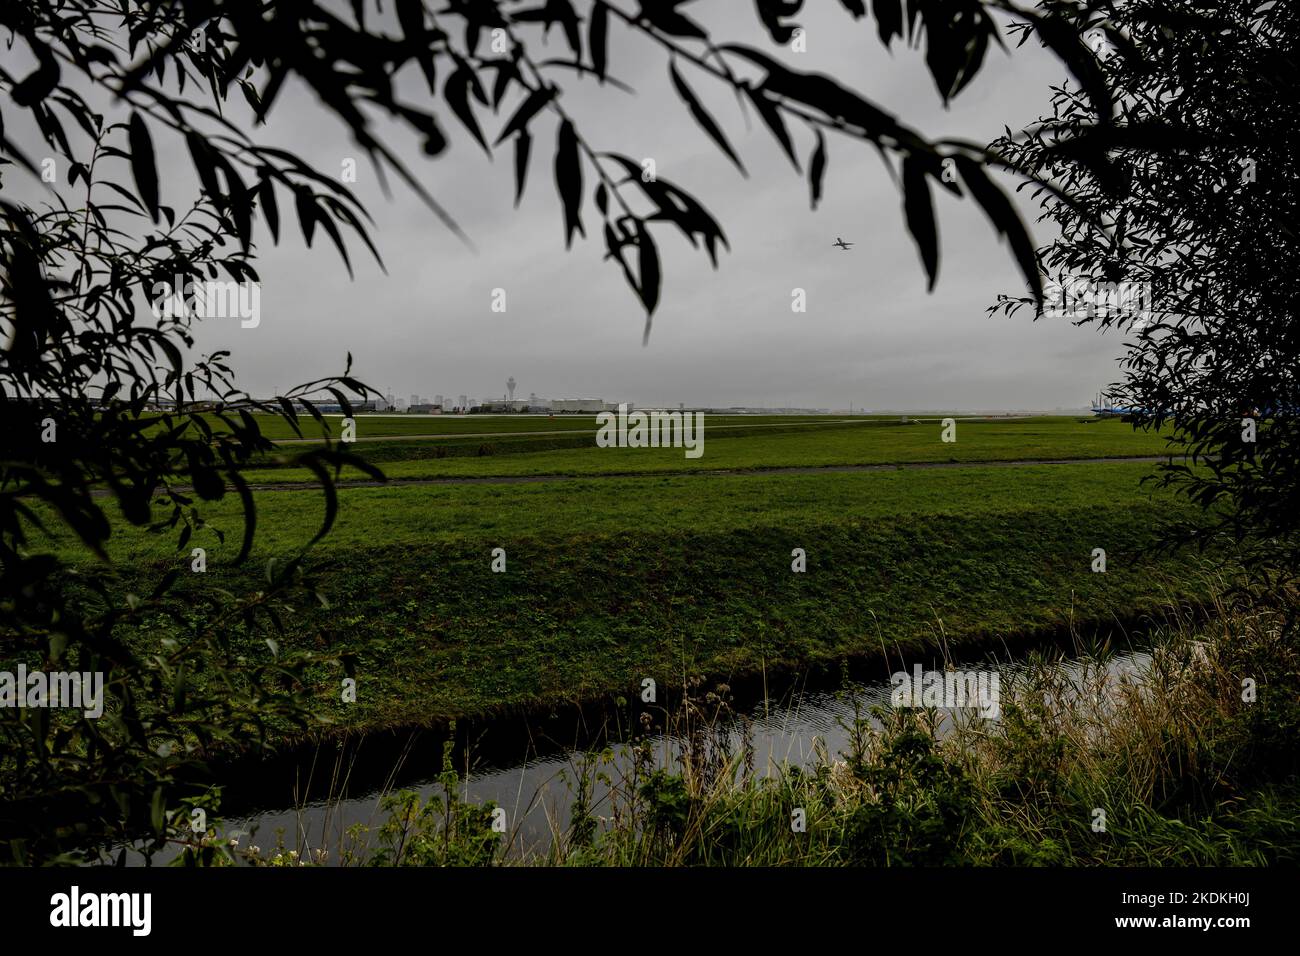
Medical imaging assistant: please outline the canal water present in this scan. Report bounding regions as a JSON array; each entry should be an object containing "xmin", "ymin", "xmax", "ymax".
[{"xmin": 152, "ymin": 642, "xmax": 1150, "ymax": 864}]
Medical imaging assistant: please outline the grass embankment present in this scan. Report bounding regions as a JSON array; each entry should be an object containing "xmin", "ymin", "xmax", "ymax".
[
  {"xmin": 34, "ymin": 460, "xmax": 1223, "ymax": 734},
  {"xmin": 235, "ymin": 416, "xmax": 1176, "ymax": 483}
]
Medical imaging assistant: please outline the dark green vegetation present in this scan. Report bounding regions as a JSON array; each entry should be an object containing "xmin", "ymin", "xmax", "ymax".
[{"xmin": 25, "ymin": 429, "xmax": 1219, "ymax": 733}]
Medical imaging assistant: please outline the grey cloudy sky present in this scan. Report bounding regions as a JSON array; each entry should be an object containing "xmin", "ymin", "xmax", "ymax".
[{"xmin": 19, "ymin": 3, "xmax": 1132, "ymax": 410}]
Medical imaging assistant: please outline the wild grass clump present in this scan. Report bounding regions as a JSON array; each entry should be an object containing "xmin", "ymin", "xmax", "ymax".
[{"xmin": 959, "ymin": 588, "xmax": 1300, "ymax": 865}]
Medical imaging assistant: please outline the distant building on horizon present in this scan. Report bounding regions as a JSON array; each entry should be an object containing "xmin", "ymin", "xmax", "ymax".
[{"xmin": 551, "ymin": 398, "xmax": 618, "ymax": 413}]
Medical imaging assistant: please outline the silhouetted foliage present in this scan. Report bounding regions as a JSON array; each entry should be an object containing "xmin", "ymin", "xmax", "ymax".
[
  {"xmin": 2, "ymin": 1, "xmax": 1117, "ymax": 341},
  {"xmin": 0, "ymin": 120, "xmax": 376, "ymax": 861},
  {"xmin": 990, "ymin": 0, "xmax": 1300, "ymax": 576}
]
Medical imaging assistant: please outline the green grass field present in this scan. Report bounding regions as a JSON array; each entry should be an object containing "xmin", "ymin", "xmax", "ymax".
[
  {"xmin": 61, "ymin": 459, "xmax": 1172, "ymax": 561},
  {"xmin": 20, "ymin": 415, "xmax": 1224, "ymax": 733},
  {"xmin": 234, "ymin": 415, "xmax": 1176, "ymax": 484}
]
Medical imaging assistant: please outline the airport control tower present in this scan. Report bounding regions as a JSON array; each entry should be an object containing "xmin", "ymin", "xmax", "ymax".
[{"xmin": 507, "ymin": 377, "xmax": 516, "ymax": 402}]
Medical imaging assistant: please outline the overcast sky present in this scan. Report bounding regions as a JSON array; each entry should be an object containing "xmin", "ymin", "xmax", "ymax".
[{"xmin": 16, "ymin": 3, "xmax": 1132, "ymax": 411}]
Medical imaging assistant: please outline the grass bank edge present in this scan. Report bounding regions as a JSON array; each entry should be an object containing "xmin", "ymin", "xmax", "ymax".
[{"xmin": 103, "ymin": 506, "xmax": 1233, "ymax": 741}]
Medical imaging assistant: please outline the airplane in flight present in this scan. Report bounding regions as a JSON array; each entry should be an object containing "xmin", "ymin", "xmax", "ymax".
[{"xmin": 833, "ymin": 237, "xmax": 853, "ymax": 250}]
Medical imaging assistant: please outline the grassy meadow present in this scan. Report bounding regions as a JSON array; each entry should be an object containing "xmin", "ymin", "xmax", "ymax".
[
  {"xmin": 20, "ymin": 415, "xmax": 1224, "ymax": 736},
  {"xmin": 233, "ymin": 414, "xmax": 1176, "ymax": 483}
]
